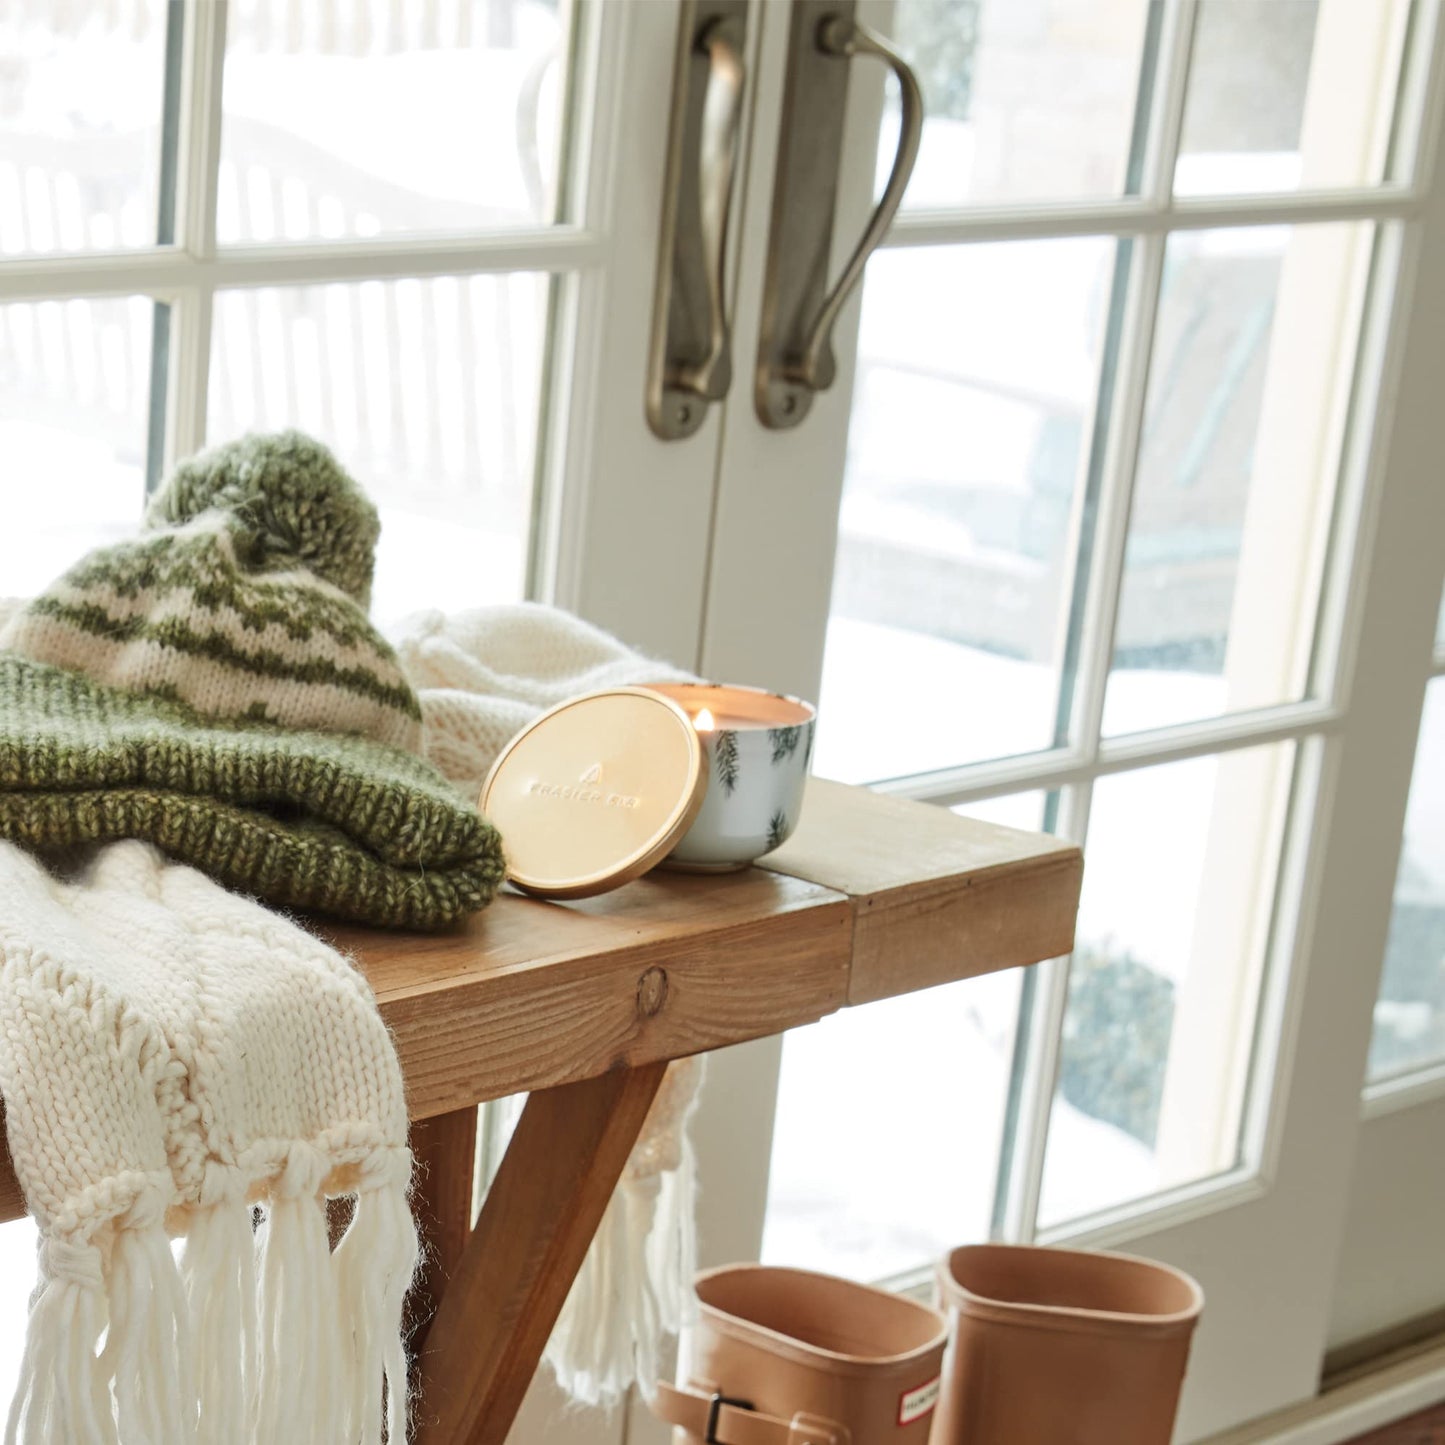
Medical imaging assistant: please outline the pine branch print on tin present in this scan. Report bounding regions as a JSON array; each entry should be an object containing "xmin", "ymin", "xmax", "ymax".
[
  {"xmin": 715, "ymin": 729, "xmax": 740, "ymax": 795},
  {"xmin": 769, "ymin": 724, "xmax": 801, "ymax": 765}
]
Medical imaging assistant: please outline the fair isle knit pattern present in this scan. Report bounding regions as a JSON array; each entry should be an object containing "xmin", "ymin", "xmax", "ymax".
[
  {"xmin": 0, "ymin": 433, "xmax": 505, "ymax": 930},
  {"xmin": 0, "ymin": 840, "xmax": 418, "ymax": 1444},
  {"xmin": 2, "ymin": 432, "xmax": 422, "ymax": 752}
]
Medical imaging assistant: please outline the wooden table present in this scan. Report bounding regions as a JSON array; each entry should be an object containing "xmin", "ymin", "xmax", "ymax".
[{"xmin": 0, "ymin": 780, "xmax": 1082, "ymax": 1444}]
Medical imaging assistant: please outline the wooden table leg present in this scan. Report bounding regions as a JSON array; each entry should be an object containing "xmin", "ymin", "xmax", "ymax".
[
  {"xmin": 410, "ymin": 1106, "xmax": 480, "ymax": 1351},
  {"xmin": 415, "ymin": 1061, "xmax": 669, "ymax": 1445}
]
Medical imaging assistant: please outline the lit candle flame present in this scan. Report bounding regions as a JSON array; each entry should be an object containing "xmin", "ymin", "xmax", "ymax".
[{"xmin": 693, "ymin": 707, "xmax": 716, "ymax": 733}]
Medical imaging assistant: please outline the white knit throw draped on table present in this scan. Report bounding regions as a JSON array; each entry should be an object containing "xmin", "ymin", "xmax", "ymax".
[{"xmin": 387, "ymin": 604, "xmax": 705, "ymax": 1407}]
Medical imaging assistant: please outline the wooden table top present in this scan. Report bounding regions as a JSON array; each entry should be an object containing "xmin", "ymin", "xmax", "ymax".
[{"xmin": 0, "ymin": 779, "xmax": 1081, "ymax": 1221}]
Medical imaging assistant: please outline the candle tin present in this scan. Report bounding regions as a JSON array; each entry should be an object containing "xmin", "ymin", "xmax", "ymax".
[
  {"xmin": 480, "ymin": 687, "xmax": 708, "ymax": 899},
  {"xmin": 645, "ymin": 682, "xmax": 817, "ymax": 872}
]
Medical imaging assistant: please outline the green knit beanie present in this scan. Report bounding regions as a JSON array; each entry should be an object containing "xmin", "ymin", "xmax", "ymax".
[{"xmin": 0, "ymin": 432, "xmax": 505, "ymax": 930}]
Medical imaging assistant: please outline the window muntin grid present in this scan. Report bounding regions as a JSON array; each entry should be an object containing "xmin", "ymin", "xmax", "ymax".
[
  {"xmin": 2, "ymin": 0, "xmax": 1440, "ymax": 1253},
  {"xmin": 768, "ymin": 0, "xmax": 1436, "ymax": 1258}
]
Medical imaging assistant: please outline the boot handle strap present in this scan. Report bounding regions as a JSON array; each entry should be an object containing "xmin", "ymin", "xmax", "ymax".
[{"xmin": 654, "ymin": 1381, "xmax": 847, "ymax": 1445}]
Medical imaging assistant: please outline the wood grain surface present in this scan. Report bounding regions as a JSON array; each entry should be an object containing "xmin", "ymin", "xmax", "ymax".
[
  {"xmin": 414, "ymin": 1064, "xmax": 667, "ymax": 1445},
  {"xmin": 347, "ymin": 866, "xmax": 853, "ymax": 1120},
  {"xmin": 763, "ymin": 779, "xmax": 1084, "ymax": 1002}
]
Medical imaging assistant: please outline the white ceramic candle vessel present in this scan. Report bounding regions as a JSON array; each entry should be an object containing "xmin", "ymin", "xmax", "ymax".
[{"xmin": 646, "ymin": 682, "xmax": 817, "ymax": 871}]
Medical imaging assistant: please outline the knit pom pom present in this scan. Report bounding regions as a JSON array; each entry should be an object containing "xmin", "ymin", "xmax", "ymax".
[{"xmin": 145, "ymin": 431, "xmax": 381, "ymax": 606}]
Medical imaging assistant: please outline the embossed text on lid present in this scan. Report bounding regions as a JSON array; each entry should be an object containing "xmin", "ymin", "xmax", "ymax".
[{"xmin": 480, "ymin": 687, "xmax": 708, "ymax": 899}]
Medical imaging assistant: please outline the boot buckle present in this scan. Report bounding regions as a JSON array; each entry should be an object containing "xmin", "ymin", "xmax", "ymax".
[{"xmin": 705, "ymin": 1391, "xmax": 754, "ymax": 1443}]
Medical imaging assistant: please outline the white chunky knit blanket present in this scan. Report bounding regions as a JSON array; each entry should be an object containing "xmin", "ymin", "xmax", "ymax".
[
  {"xmin": 387, "ymin": 604, "xmax": 705, "ymax": 1406},
  {"xmin": 0, "ymin": 840, "xmax": 417, "ymax": 1445}
]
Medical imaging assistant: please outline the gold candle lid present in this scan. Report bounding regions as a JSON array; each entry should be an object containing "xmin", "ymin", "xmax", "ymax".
[{"xmin": 480, "ymin": 686, "xmax": 708, "ymax": 899}]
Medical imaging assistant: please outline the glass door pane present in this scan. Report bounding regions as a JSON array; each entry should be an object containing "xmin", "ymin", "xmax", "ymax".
[
  {"xmin": 1174, "ymin": 0, "xmax": 1410, "ymax": 196},
  {"xmin": 814, "ymin": 237, "xmax": 1118, "ymax": 784},
  {"xmin": 887, "ymin": 0, "xmax": 1155, "ymax": 210},
  {"xmin": 0, "ymin": 296, "xmax": 156, "ymax": 592},
  {"xmin": 761, "ymin": 968, "xmax": 1026, "ymax": 1280},
  {"xmin": 207, "ymin": 274, "xmax": 550, "ymax": 620},
  {"xmin": 1102, "ymin": 223, "xmax": 1373, "ymax": 737},
  {"xmin": 218, "ymin": 0, "xmax": 575, "ymax": 241},
  {"xmin": 1039, "ymin": 742, "xmax": 1295, "ymax": 1227},
  {"xmin": 0, "ymin": 1, "xmax": 173, "ymax": 254}
]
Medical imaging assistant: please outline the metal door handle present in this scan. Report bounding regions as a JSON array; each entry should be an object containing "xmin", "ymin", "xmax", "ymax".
[
  {"xmin": 676, "ymin": 20, "xmax": 745, "ymax": 397},
  {"xmin": 797, "ymin": 17, "xmax": 922, "ymax": 391},
  {"xmin": 755, "ymin": 1, "xmax": 924, "ymax": 429},
  {"xmin": 647, "ymin": 3, "xmax": 751, "ymax": 441}
]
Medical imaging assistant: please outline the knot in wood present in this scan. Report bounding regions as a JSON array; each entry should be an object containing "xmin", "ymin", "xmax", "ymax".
[{"xmin": 636, "ymin": 966, "xmax": 669, "ymax": 1018}]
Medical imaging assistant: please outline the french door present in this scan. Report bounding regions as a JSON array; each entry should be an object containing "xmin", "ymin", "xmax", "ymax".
[
  {"xmin": 619, "ymin": 1, "xmax": 1445, "ymax": 1441},
  {"xmin": 3, "ymin": 1, "xmax": 1445, "ymax": 1442}
]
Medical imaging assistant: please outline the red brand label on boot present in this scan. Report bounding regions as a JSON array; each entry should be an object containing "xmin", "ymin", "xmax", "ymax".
[{"xmin": 897, "ymin": 1376, "xmax": 941, "ymax": 1426}]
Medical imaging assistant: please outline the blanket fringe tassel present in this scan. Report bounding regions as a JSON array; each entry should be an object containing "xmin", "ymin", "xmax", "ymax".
[
  {"xmin": 5, "ymin": 1235, "xmax": 119, "ymax": 1445},
  {"xmin": 10, "ymin": 1167, "xmax": 417, "ymax": 1444},
  {"xmin": 334, "ymin": 1183, "xmax": 421, "ymax": 1445},
  {"xmin": 256, "ymin": 1192, "xmax": 345, "ymax": 1444},
  {"xmin": 544, "ymin": 1136, "xmax": 700, "ymax": 1407},
  {"xmin": 7, "ymin": 1201, "xmax": 197, "ymax": 1445},
  {"xmin": 182, "ymin": 1196, "xmax": 259, "ymax": 1445}
]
